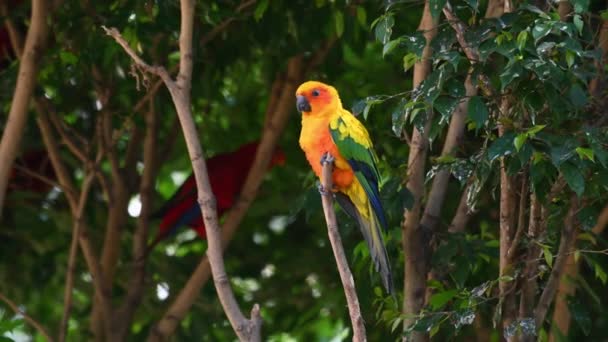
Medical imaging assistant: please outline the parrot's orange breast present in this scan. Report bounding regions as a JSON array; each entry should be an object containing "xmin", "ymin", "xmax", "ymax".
[{"xmin": 299, "ymin": 116, "xmax": 354, "ymax": 189}]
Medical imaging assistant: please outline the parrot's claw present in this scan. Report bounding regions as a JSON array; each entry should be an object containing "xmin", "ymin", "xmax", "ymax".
[
  {"xmin": 317, "ymin": 181, "xmax": 337, "ymax": 196},
  {"xmin": 320, "ymin": 152, "xmax": 335, "ymax": 165},
  {"xmin": 317, "ymin": 183, "xmax": 329, "ymax": 196}
]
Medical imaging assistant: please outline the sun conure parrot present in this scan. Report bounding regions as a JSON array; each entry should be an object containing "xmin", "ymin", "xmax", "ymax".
[
  {"xmin": 148, "ymin": 141, "xmax": 286, "ymax": 253},
  {"xmin": 296, "ymin": 81, "xmax": 393, "ymax": 293}
]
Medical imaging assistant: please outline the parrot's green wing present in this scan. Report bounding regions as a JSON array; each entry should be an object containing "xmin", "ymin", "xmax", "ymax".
[
  {"xmin": 329, "ymin": 111, "xmax": 387, "ymax": 229},
  {"xmin": 329, "ymin": 110, "xmax": 392, "ymax": 293}
]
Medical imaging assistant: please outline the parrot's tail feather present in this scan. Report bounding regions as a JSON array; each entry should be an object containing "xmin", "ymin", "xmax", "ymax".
[
  {"xmin": 362, "ymin": 204, "xmax": 393, "ymax": 294},
  {"xmin": 335, "ymin": 193, "xmax": 393, "ymax": 294}
]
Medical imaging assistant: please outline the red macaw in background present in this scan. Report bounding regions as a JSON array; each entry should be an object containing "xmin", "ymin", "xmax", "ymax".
[
  {"xmin": 8, "ymin": 148, "xmax": 56, "ymax": 195},
  {"xmin": 147, "ymin": 141, "xmax": 285, "ymax": 252}
]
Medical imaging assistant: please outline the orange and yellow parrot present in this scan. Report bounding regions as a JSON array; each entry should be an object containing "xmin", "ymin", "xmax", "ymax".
[{"xmin": 296, "ymin": 81, "xmax": 392, "ymax": 293}]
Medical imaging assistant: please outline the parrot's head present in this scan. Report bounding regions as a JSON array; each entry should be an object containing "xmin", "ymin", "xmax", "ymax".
[{"xmin": 295, "ymin": 81, "xmax": 342, "ymax": 115}]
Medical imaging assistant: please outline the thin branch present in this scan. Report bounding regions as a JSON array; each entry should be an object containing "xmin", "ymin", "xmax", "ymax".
[
  {"xmin": 102, "ymin": 26, "xmax": 172, "ymax": 85},
  {"xmin": 507, "ymin": 171, "xmax": 528, "ymax": 262},
  {"xmin": 448, "ymin": 181, "xmax": 473, "ymax": 233},
  {"xmin": 11, "ymin": 164, "xmax": 60, "ymax": 190},
  {"xmin": 36, "ymin": 111, "xmax": 113, "ymax": 337},
  {"xmin": 113, "ymin": 97, "xmax": 158, "ymax": 340},
  {"xmin": 442, "ymin": 3, "xmax": 480, "ymax": 62},
  {"xmin": 534, "ymin": 196, "xmax": 579, "ymax": 329},
  {"xmin": 0, "ymin": 292, "xmax": 54, "ymax": 342},
  {"xmin": 58, "ymin": 172, "xmax": 95, "ymax": 342},
  {"xmin": 320, "ymin": 153, "xmax": 367, "ymax": 341}
]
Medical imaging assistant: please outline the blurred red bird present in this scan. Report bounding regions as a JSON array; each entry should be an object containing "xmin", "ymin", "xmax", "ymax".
[{"xmin": 148, "ymin": 141, "xmax": 285, "ymax": 252}]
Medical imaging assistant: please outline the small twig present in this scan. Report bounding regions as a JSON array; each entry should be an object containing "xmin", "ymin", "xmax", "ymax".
[
  {"xmin": 442, "ymin": 3, "xmax": 480, "ymax": 62},
  {"xmin": 319, "ymin": 153, "xmax": 367, "ymax": 342},
  {"xmin": 58, "ymin": 172, "xmax": 95, "ymax": 342},
  {"xmin": 11, "ymin": 164, "xmax": 60, "ymax": 190},
  {"xmin": 507, "ymin": 172, "xmax": 528, "ymax": 262},
  {"xmin": 101, "ymin": 26, "xmax": 172, "ymax": 85},
  {"xmin": 0, "ymin": 291, "xmax": 54, "ymax": 342}
]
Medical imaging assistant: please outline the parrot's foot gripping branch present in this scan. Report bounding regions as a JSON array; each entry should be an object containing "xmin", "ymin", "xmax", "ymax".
[
  {"xmin": 318, "ymin": 152, "xmax": 335, "ymax": 196},
  {"xmin": 320, "ymin": 152, "xmax": 335, "ymax": 166}
]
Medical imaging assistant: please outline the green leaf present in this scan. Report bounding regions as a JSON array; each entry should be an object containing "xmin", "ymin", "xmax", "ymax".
[
  {"xmin": 571, "ymin": 0, "xmax": 589, "ymax": 13},
  {"xmin": 526, "ymin": 125, "xmax": 546, "ymax": 135},
  {"xmin": 560, "ymin": 162, "xmax": 585, "ymax": 196},
  {"xmin": 565, "ymin": 50, "xmax": 575, "ymax": 68},
  {"xmin": 488, "ymin": 132, "xmax": 516, "ymax": 161},
  {"xmin": 403, "ymin": 31, "xmax": 427, "ymax": 57},
  {"xmin": 577, "ymin": 207, "xmax": 598, "ymax": 231},
  {"xmin": 467, "ymin": 96, "xmax": 489, "ymax": 128},
  {"xmin": 543, "ymin": 247, "xmax": 553, "ymax": 268},
  {"xmin": 60, "ymin": 50, "xmax": 78, "ymax": 65},
  {"xmin": 595, "ymin": 262, "xmax": 607, "ymax": 284},
  {"xmin": 514, "ymin": 134, "xmax": 528, "ymax": 152},
  {"xmin": 429, "ymin": 290, "xmax": 458, "ymax": 311},
  {"xmin": 570, "ymin": 300, "xmax": 592, "ymax": 335},
  {"xmin": 356, "ymin": 7, "xmax": 367, "ymax": 27},
  {"xmin": 254, "ymin": 0, "xmax": 269, "ymax": 21},
  {"xmin": 433, "ymin": 96, "xmax": 459, "ymax": 122},
  {"xmin": 516, "ymin": 30, "xmax": 528, "ymax": 51},
  {"xmin": 532, "ymin": 22, "xmax": 552, "ymax": 43},
  {"xmin": 575, "ymin": 147, "xmax": 594, "ymax": 162},
  {"xmin": 430, "ymin": 0, "xmax": 447, "ymax": 18},
  {"xmin": 334, "ymin": 11, "xmax": 344, "ymax": 38},
  {"xmin": 568, "ymin": 84, "xmax": 587, "ymax": 108},
  {"xmin": 374, "ymin": 14, "xmax": 394, "ymax": 44},
  {"xmin": 573, "ymin": 14, "xmax": 583, "ymax": 35},
  {"xmin": 403, "ymin": 53, "xmax": 418, "ymax": 72},
  {"xmin": 383, "ymin": 38, "xmax": 401, "ymax": 57}
]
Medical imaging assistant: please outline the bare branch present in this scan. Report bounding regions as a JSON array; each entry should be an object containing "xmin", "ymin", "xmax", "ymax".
[
  {"xmin": 442, "ymin": 4, "xmax": 480, "ymax": 62},
  {"xmin": 420, "ymin": 71, "xmax": 477, "ymax": 234},
  {"xmin": 402, "ymin": 2, "xmax": 439, "ymax": 339},
  {"xmin": 106, "ymin": 0, "xmax": 263, "ymax": 339},
  {"xmin": 534, "ymin": 197, "xmax": 579, "ymax": 329},
  {"xmin": 448, "ymin": 182, "xmax": 473, "ymax": 233},
  {"xmin": 149, "ymin": 55, "xmax": 308, "ymax": 341},
  {"xmin": 0, "ymin": 292, "xmax": 53, "ymax": 342},
  {"xmin": 59, "ymin": 172, "xmax": 95, "ymax": 342},
  {"xmin": 507, "ymin": 172, "xmax": 528, "ymax": 262},
  {"xmin": 102, "ymin": 26, "xmax": 173, "ymax": 85},
  {"xmin": 113, "ymin": 97, "xmax": 158, "ymax": 340},
  {"xmin": 0, "ymin": 0, "xmax": 51, "ymax": 218},
  {"xmin": 320, "ymin": 153, "xmax": 367, "ymax": 341},
  {"xmin": 36, "ymin": 111, "xmax": 113, "ymax": 337}
]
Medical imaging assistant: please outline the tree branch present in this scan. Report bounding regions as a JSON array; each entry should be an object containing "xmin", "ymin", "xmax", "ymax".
[
  {"xmin": 402, "ymin": 2, "xmax": 438, "ymax": 340},
  {"xmin": 113, "ymin": 97, "xmax": 158, "ymax": 341},
  {"xmin": 534, "ymin": 197, "xmax": 579, "ymax": 329},
  {"xmin": 147, "ymin": 56, "xmax": 306, "ymax": 340},
  {"xmin": 105, "ymin": 0, "xmax": 263, "ymax": 339},
  {"xmin": 0, "ymin": 0, "xmax": 50, "ymax": 218},
  {"xmin": 319, "ymin": 153, "xmax": 367, "ymax": 341},
  {"xmin": 59, "ymin": 172, "xmax": 95, "ymax": 342},
  {"xmin": 0, "ymin": 291, "xmax": 53, "ymax": 342}
]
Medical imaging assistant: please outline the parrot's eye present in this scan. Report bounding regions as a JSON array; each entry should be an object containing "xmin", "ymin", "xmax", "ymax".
[{"xmin": 311, "ymin": 89, "xmax": 320, "ymax": 97}]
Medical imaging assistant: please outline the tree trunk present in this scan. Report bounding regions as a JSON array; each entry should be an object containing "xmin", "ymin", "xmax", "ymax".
[
  {"xmin": 0, "ymin": 0, "xmax": 50, "ymax": 218},
  {"xmin": 402, "ymin": 2, "xmax": 438, "ymax": 341}
]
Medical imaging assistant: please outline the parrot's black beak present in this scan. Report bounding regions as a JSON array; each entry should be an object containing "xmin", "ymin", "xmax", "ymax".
[{"xmin": 296, "ymin": 95, "xmax": 311, "ymax": 113}]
